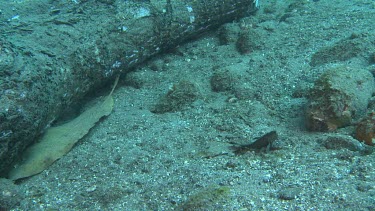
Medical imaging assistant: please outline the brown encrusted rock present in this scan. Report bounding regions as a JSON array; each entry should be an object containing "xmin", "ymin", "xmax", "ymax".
[
  {"xmin": 355, "ymin": 112, "xmax": 375, "ymax": 145},
  {"xmin": 305, "ymin": 66, "xmax": 375, "ymax": 131}
]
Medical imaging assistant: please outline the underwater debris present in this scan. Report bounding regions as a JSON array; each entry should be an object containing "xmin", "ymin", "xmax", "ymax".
[{"xmin": 230, "ymin": 131, "xmax": 278, "ymax": 155}]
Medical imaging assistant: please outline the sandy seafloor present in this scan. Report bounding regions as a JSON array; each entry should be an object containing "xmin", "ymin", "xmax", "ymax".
[{"xmin": 5, "ymin": 0, "xmax": 375, "ymax": 210}]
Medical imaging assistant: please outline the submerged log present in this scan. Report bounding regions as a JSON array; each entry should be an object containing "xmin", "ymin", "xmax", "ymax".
[{"xmin": 0, "ymin": 0, "xmax": 257, "ymax": 177}]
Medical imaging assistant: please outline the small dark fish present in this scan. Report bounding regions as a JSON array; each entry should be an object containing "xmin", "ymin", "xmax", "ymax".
[{"xmin": 231, "ymin": 131, "xmax": 278, "ymax": 155}]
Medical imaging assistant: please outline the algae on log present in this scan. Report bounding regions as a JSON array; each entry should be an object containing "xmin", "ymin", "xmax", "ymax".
[{"xmin": 0, "ymin": 0, "xmax": 257, "ymax": 176}]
